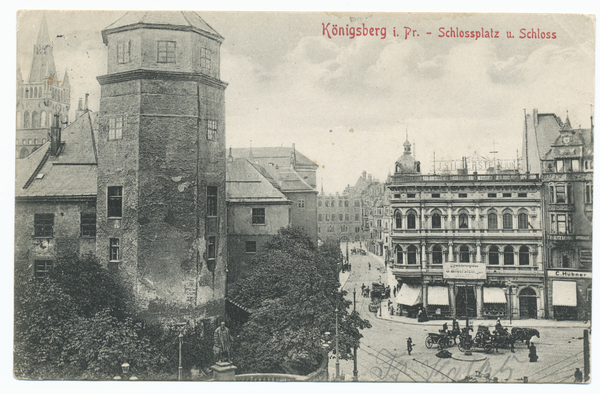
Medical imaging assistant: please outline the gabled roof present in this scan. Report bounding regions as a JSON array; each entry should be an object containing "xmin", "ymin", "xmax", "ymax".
[
  {"xmin": 102, "ymin": 11, "xmax": 223, "ymax": 44},
  {"xmin": 16, "ymin": 111, "xmax": 98, "ymax": 198},
  {"xmin": 226, "ymin": 158, "xmax": 290, "ymax": 203},
  {"xmin": 231, "ymin": 147, "xmax": 318, "ymax": 170}
]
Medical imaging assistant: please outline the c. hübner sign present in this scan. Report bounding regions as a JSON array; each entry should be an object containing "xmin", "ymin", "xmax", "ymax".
[
  {"xmin": 443, "ymin": 263, "xmax": 487, "ymax": 280},
  {"xmin": 547, "ymin": 270, "xmax": 592, "ymax": 279}
]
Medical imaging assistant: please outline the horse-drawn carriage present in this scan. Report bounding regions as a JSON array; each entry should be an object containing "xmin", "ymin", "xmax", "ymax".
[
  {"xmin": 368, "ymin": 282, "xmax": 385, "ymax": 313},
  {"xmin": 457, "ymin": 324, "xmax": 518, "ymax": 354},
  {"xmin": 425, "ymin": 321, "xmax": 461, "ymax": 350}
]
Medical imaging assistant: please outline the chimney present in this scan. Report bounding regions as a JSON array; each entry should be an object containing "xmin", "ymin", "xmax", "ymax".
[
  {"xmin": 533, "ymin": 108, "xmax": 539, "ymax": 127},
  {"xmin": 75, "ymin": 98, "xmax": 84, "ymax": 118},
  {"xmin": 84, "ymin": 93, "xmax": 89, "ymax": 111},
  {"xmin": 50, "ymin": 114, "xmax": 61, "ymax": 156}
]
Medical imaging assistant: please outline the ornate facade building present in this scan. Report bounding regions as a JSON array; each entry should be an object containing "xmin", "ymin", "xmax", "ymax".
[
  {"xmin": 16, "ymin": 16, "xmax": 71, "ymax": 159},
  {"xmin": 389, "ymin": 137, "xmax": 544, "ymax": 320}
]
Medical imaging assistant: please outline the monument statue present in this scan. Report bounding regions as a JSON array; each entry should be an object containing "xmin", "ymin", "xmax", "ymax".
[{"xmin": 213, "ymin": 321, "xmax": 232, "ymax": 363}]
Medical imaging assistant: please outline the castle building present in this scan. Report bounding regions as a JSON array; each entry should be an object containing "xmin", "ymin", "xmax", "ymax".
[
  {"xmin": 388, "ymin": 136, "xmax": 544, "ymax": 321},
  {"xmin": 94, "ymin": 11, "xmax": 228, "ymax": 313},
  {"xmin": 16, "ymin": 16, "xmax": 71, "ymax": 159},
  {"xmin": 231, "ymin": 146, "xmax": 319, "ymax": 246}
]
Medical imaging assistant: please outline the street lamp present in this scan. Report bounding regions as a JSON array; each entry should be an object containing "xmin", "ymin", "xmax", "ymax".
[
  {"xmin": 174, "ymin": 322, "xmax": 187, "ymax": 381},
  {"xmin": 353, "ymin": 288, "xmax": 358, "ymax": 382},
  {"xmin": 335, "ymin": 306, "xmax": 340, "ymax": 381}
]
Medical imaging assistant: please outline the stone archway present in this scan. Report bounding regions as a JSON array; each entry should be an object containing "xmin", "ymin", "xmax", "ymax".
[{"xmin": 518, "ymin": 287, "xmax": 537, "ymax": 319}]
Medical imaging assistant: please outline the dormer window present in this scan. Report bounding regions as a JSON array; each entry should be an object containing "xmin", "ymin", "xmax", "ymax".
[
  {"xmin": 117, "ymin": 41, "xmax": 131, "ymax": 64},
  {"xmin": 157, "ymin": 41, "xmax": 176, "ymax": 63}
]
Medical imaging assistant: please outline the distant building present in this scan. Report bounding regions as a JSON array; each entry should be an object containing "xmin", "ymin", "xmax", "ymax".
[
  {"xmin": 231, "ymin": 146, "xmax": 319, "ymax": 246},
  {"xmin": 16, "ymin": 15, "xmax": 71, "ymax": 159},
  {"xmin": 388, "ymin": 136, "xmax": 544, "ymax": 321},
  {"xmin": 226, "ymin": 153, "xmax": 292, "ymax": 283}
]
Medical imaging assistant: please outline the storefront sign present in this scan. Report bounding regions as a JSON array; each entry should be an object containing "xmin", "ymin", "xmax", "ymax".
[
  {"xmin": 443, "ymin": 263, "xmax": 486, "ymax": 280},
  {"xmin": 548, "ymin": 270, "xmax": 591, "ymax": 279}
]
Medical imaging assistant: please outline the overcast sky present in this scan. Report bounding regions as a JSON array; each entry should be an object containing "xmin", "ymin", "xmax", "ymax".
[{"xmin": 15, "ymin": 9, "xmax": 595, "ymax": 194}]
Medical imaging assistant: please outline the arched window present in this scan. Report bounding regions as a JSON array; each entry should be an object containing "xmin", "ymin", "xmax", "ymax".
[
  {"xmin": 32, "ymin": 111, "xmax": 39, "ymax": 128},
  {"xmin": 396, "ymin": 245, "xmax": 403, "ymax": 265},
  {"xmin": 504, "ymin": 246, "xmax": 514, "ymax": 265},
  {"xmin": 41, "ymin": 111, "xmax": 47, "ymax": 127},
  {"xmin": 488, "ymin": 246, "xmax": 499, "ymax": 265},
  {"xmin": 34, "ymin": 87, "xmax": 38, "ymax": 98},
  {"xmin": 407, "ymin": 245, "xmax": 418, "ymax": 264},
  {"xmin": 325, "ymin": 200, "xmax": 329, "ymax": 207},
  {"xmin": 318, "ymin": 200, "xmax": 322, "ymax": 207},
  {"xmin": 345, "ymin": 214, "xmax": 349, "ymax": 221},
  {"xmin": 432, "ymin": 213, "xmax": 441, "ymax": 229},
  {"xmin": 518, "ymin": 213, "xmax": 528, "ymax": 229},
  {"xmin": 519, "ymin": 246, "xmax": 530, "ymax": 265},
  {"xmin": 503, "ymin": 213, "xmax": 513, "ymax": 229},
  {"xmin": 459, "ymin": 245, "xmax": 470, "ymax": 263},
  {"xmin": 25, "ymin": 88, "xmax": 29, "ymax": 98},
  {"xmin": 19, "ymin": 147, "xmax": 29, "ymax": 158},
  {"xmin": 345, "ymin": 200, "xmax": 349, "ymax": 207},
  {"xmin": 23, "ymin": 111, "xmax": 30, "ymax": 128},
  {"xmin": 395, "ymin": 211, "xmax": 402, "ymax": 229},
  {"xmin": 488, "ymin": 212, "xmax": 498, "ymax": 230},
  {"xmin": 407, "ymin": 212, "xmax": 416, "ymax": 229},
  {"xmin": 432, "ymin": 245, "xmax": 443, "ymax": 264},
  {"xmin": 28, "ymin": 139, "xmax": 33, "ymax": 145},
  {"xmin": 459, "ymin": 213, "xmax": 468, "ymax": 229},
  {"xmin": 22, "ymin": 139, "xmax": 27, "ymax": 145}
]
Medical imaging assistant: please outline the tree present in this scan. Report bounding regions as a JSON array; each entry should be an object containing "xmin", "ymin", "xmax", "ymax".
[{"xmin": 228, "ymin": 227, "xmax": 371, "ymax": 375}]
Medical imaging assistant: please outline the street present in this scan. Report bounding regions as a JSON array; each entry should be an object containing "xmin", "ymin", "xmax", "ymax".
[{"xmin": 331, "ymin": 244, "xmax": 590, "ymax": 383}]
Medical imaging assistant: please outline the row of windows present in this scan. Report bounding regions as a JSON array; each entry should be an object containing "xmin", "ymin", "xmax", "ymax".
[
  {"xmin": 34, "ymin": 213, "xmax": 96, "ymax": 238},
  {"xmin": 17, "ymin": 111, "xmax": 65, "ymax": 129},
  {"xmin": 106, "ymin": 115, "xmax": 218, "ymax": 141},
  {"xmin": 17, "ymin": 138, "xmax": 46, "ymax": 146},
  {"xmin": 116, "ymin": 41, "xmax": 212, "ymax": 69},
  {"xmin": 318, "ymin": 213, "xmax": 361, "ymax": 222},
  {"xmin": 19, "ymin": 86, "xmax": 67, "ymax": 101},
  {"xmin": 394, "ymin": 244, "xmax": 532, "ymax": 265},
  {"xmin": 393, "ymin": 211, "xmax": 530, "ymax": 230},
  {"xmin": 394, "ymin": 192, "xmax": 528, "ymax": 199},
  {"xmin": 320, "ymin": 225, "xmax": 362, "ymax": 233},
  {"xmin": 319, "ymin": 199, "xmax": 361, "ymax": 207}
]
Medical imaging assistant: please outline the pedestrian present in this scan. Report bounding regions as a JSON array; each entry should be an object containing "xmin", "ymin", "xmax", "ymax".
[
  {"xmin": 361, "ymin": 283, "xmax": 365, "ymax": 292},
  {"xmin": 393, "ymin": 286, "xmax": 397, "ymax": 297},
  {"xmin": 406, "ymin": 337, "xmax": 413, "ymax": 355},
  {"xmin": 574, "ymin": 368, "xmax": 583, "ymax": 383},
  {"xmin": 528, "ymin": 342, "xmax": 538, "ymax": 362},
  {"xmin": 366, "ymin": 287, "xmax": 370, "ymax": 298},
  {"xmin": 368, "ymin": 262, "xmax": 371, "ymax": 270}
]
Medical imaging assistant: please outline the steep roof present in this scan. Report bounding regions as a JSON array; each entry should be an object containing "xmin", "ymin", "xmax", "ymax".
[
  {"xmin": 231, "ymin": 147, "xmax": 318, "ymax": 170},
  {"xmin": 16, "ymin": 111, "xmax": 98, "ymax": 198},
  {"xmin": 102, "ymin": 11, "xmax": 223, "ymax": 44},
  {"xmin": 28, "ymin": 15, "xmax": 57, "ymax": 83},
  {"xmin": 226, "ymin": 158, "xmax": 290, "ymax": 203}
]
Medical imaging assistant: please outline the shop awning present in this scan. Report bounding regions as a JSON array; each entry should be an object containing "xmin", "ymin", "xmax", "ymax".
[
  {"xmin": 553, "ymin": 281, "xmax": 578, "ymax": 307},
  {"xmin": 396, "ymin": 284, "xmax": 422, "ymax": 306},
  {"xmin": 427, "ymin": 286, "xmax": 449, "ymax": 306},
  {"xmin": 483, "ymin": 287, "xmax": 507, "ymax": 304}
]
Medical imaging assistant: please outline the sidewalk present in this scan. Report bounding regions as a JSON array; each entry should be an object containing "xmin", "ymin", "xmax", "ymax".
[{"xmin": 366, "ymin": 250, "xmax": 592, "ymax": 330}]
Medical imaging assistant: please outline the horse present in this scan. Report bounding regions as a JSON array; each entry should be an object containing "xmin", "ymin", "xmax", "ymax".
[{"xmin": 511, "ymin": 327, "xmax": 540, "ymax": 347}]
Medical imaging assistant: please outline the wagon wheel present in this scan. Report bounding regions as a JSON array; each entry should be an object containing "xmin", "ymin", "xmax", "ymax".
[
  {"xmin": 484, "ymin": 344, "xmax": 494, "ymax": 354},
  {"xmin": 438, "ymin": 337, "xmax": 449, "ymax": 350},
  {"xmin": 449, "ymin": 335, "xmax": 456, "ymax": 347},
  {"xmin": 425, "ymin": 336, "xmax": 434, "ymax": 349},
  {"xmin": 457, "ymin": 339, "xmax": 465, "ymax": 352}
]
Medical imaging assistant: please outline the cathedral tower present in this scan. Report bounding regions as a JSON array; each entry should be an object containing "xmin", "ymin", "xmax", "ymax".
[
  {"xmin": 16, "ymin": 15, "xmax": 70, "ymax": 158},
  {"xmin": 96, "ymin": 11, "xmax": 228, "ymax": 317}
]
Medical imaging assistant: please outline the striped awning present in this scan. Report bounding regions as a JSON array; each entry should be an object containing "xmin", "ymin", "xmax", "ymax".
[
  {"xmin": 553, "ymin": 281, "xmax": 577, "ymax": 307},
  {"xmin": 427, "ymin": 286, "xmax": 449, "ymax": 306},
  {"xmin": 483, "ymin": 287, "xmax": 507, "ymax": 304},
  {"xmin": 396, "ymin": 284, "xmax": 422, "ymax": 306}
]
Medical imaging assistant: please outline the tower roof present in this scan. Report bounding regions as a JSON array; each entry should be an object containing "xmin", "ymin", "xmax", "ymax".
[
  {"xmin": 28, "ymin": 15, "xmax": 57, "ymax": 83},
  {"xmin": 62, "ymin": 69, "xmax": 70, "ymax": 86},
  {"xmin": 102, "ymin": 11, "xmax": 223, "ymax": 45}
]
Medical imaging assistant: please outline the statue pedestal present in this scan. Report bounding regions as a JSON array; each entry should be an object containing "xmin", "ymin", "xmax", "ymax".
[{"xmin": 211, "ymin": 361, "xmax": 237, "ymax": 381}]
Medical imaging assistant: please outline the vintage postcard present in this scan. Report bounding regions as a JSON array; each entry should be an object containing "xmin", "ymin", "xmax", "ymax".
[{"xmin": 12, "ymin": 7, "xmax": 595, "ymax": 385}]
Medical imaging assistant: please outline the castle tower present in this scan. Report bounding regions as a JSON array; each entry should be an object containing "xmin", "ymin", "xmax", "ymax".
[
  {"xmin": 96, "ymin": 11, "xmax": 228, "ymax": 317},
  {"xmin": 16, "ymin": 15, "xmax": 70, "ymax": 158}
]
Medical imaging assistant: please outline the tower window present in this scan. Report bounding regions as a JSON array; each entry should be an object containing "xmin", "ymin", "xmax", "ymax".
[
  {"xmin": 207, "ymin": 186, "xmax": 218, "ymax": 217},
  {"xmin": 107, "ymin": 186, "xmax": 123, "ymax": 218},
  {"xmin": 109, "ymin": 238, "xmax": 120, "ymax": 262},
  {"xmin": 298, "ymin": 198, "xmax": 305, "ymax": 208},
  {"xmin": 34, "ymin": 213, "xmax": 54, "ymax": 237},
  {"xmin": 80, "ymin": 213, "xmax": 96, "ymax": 237},
  {"xmin": 157, "ymin": 41, "xmax": 176, "ymax": 63},
  {"xmin": 200, "ymin": 47, "xmax": 211, "ymax": 70},
  {"xmin": 207, "ymin": 120, "xmax": 218, "ymax": 141},
  {"xmin": 117, "ymin": 41, "xmax": 131, "ymax": 64},
  {"xmin": 207, "ymin": 236, "xmax": 216, "ymax": 260},
  {"xmin": 108, "ymin": 117, "xmax": 123, "ymax": 140}
]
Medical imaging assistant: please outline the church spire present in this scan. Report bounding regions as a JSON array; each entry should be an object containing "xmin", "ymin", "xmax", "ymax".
[
  {"xmin": 29, "ymin": 14, "xmax": 57, "ymax": 83},
  {"xmin": 62, "ymin": 69, "xmax": 70, "ymax": 86}
]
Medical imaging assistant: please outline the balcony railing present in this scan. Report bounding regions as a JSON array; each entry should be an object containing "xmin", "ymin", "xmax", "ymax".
[
  {"xmin": 392, "ymin": 263, "xmax": 541, "ymax": 273},
  {"xmin": 389, "ymin": 173, "xmax": 540, "ymax": 184}
]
